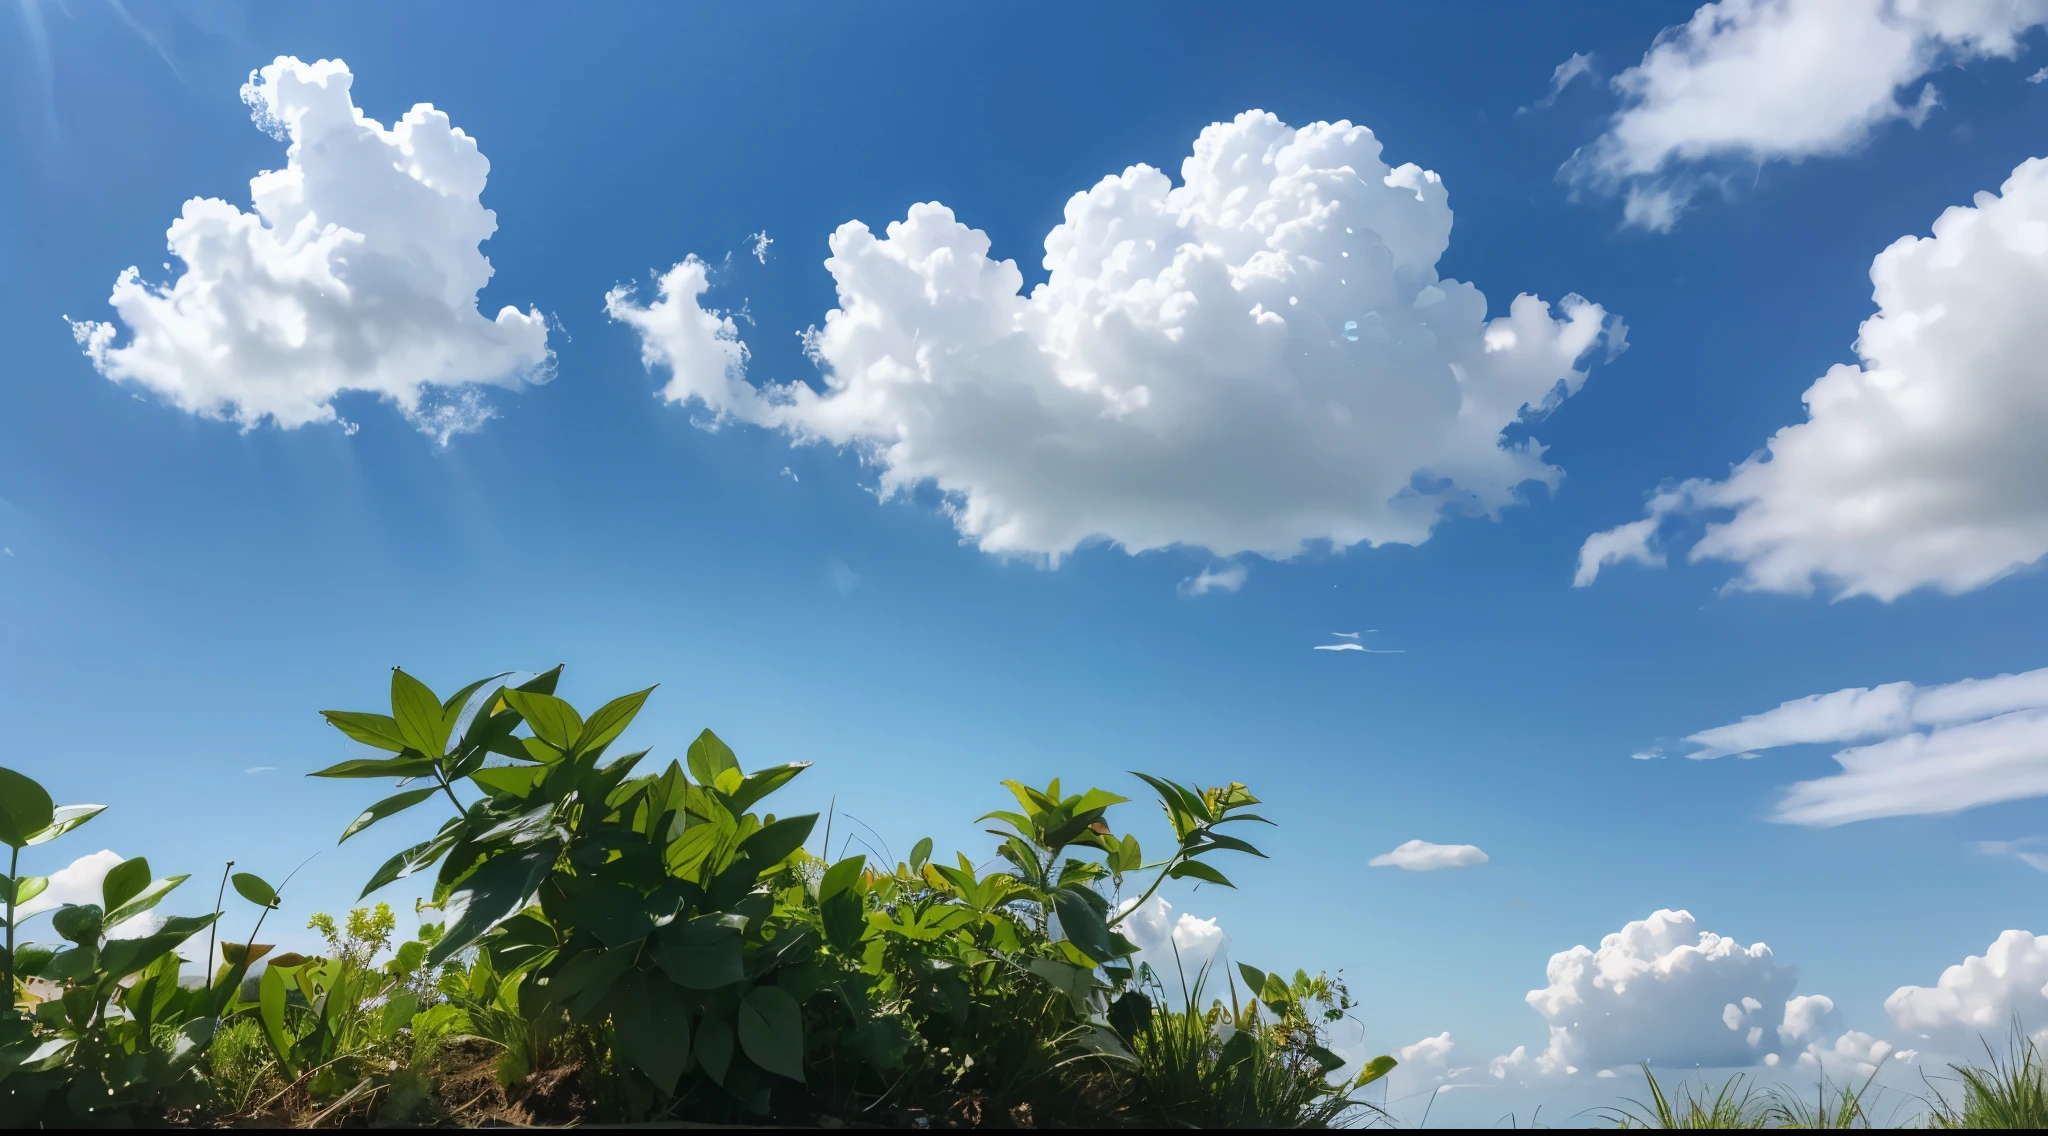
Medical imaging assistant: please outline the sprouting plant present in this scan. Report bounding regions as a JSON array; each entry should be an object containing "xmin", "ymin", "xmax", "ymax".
[
  {"xmin": 1927, "ymin": 1026, "xmax": 2048, "ymax": 1129},
  {"xmin": 1601, "ymin": 1063, "xmax": 1769, "ymax": 1129}
]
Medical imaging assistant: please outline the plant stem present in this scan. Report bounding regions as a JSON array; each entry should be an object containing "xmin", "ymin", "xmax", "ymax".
[
  {"xmin": 1106, "ymin": 850, "xmax": 1185, "ymax": 928},
  {"xmin": 3, "ymin": 844, "xmax": 17, "ymax": 995},
  {"xmin": 205, "ymin": 859, "xmax": 233, "ymax": 986}
]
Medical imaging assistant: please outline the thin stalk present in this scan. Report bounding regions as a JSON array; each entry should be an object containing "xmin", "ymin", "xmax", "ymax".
[
  {"xmin": 1106, "ymin": 848, "xmax": 1188, "ymax": 928},
  {"xmin": 3, "ymin": 844, "xmax": 17, "ymax": 994},
  {"xmin": 205, "ymin": 859, "xmax": 234, "ymax": 986}
]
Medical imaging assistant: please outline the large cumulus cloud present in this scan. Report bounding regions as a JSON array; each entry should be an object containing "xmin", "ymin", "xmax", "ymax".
[
  {"xmin": 612, "ymin": 110, "xmax": 1623, "ymax": 561},
  {"xmin": 70, "ymin": 57, "xmax": 551, "ymax": 441},
  {"xmin": 1579, "ymin": 157, "xmax": 2048, "ymax": 599},
  {"xmin": 1887, "ymin": 930, "xmax": 2048, "ymax": 1046}
]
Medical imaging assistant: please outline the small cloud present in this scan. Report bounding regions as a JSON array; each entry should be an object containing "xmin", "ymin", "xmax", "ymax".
[
  {"xmin": 2032, "ymin": 67, "xmax": 2048, "ymax": 84},
  {"xmin": 1315, "ymin": 643, "xmax": 1367, "ymax": 652},
  {"xmin": 1630, "ymin": 747, "xmax": 1665, "ymax": 761},
  {"xmin": 748, "ymin": 230, "xmax": 774, "ymax": 263},
  {"xmin": 827, "ymin": 555, "xmax": 859, "ymax": 596},
  {"xmin": 3, "ymin": 548, "xmax": 12, "ymax": 557},
  {"xmin": 1179, "ymin": 563, "xmax": 1247, "ymax": 597},
  {"xmin": 780, "ymin": 466, "xmax": 798, "ymax": 481},
  {"xmin": 1370, "ymin": 839, "xmax": 1489, "ymax": 871},
  {"xmin": 1519, "ymin": 51, "xmax": 1595, "ymax": 114},
  {"xmin": 1975, "ymin": 838, "xmax": 2048, "ymax": 872},
  {"xmin": 1331, "ymin": 631, "xmax": 1362, "ymax": 639},
  {"xmin": 245, "ymin": 766, "xmax": 275, "ymax": 774}
]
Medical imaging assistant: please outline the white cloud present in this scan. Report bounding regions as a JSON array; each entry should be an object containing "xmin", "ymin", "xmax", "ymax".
[
  {"xmin": 605, "ymin": 256, "xmax": 751, "ymax": 415},
  {"xmin": 1401, "ymin": 1031, "xmax": 1458, "ymax": 1066},
  {"xmin": 1567, "ymin": 0, "xmax": 2048, "ymax": 228},
  {"xmin": 1669, "ymin": 665, "xmax": 2048, "ymax": 825},
  {"xmin": 1370, "ymin": 839, "xmax": 1489, "ymax": 871},
  {"xmin": 1178, "ymin": 563, "xmax": 1247, "ymax": 597},
  {"xmin": 1580, "ymin": 158, "xmax": 2048, "ymax": 599},
  {"xmin": 748, "ymin": 230, "xmax": 773, "ymax": 263},
  {"xmin": 1886, "ymin": 930, "xmax": 2048, "ymax": 1045},
  {"xmin": 1780, "ymin": 993, "xmax": 1840, "ymax": 1045},
  {"xmin": 1515, "ymin": 909, "xmax": 1809, "ymax": 1074},
  {"xmin": 1976, "ymin": 839, "xmax": 2048, "ymax": 872},
  {"xmin": 1521, "ymin": 52, "xmax": 1596, "ymax": 113},
  {"xmin": 614, "ymin": 111, "xmax": 1624, "ymax": 562},
  {"xmin": 1116, "ymin": 895, "xmax": 1229, "ymax": 992},
  {"xmin": 69, "ymin": 57, "xmax": 550, "ymax": 439},
  {"xmin": 2031, "ymin": 65, "xmax": 2048, "ymax": 83},
  {"xmin": 14, "ymin": 850, "xmax": 167, "ymax": 940}
]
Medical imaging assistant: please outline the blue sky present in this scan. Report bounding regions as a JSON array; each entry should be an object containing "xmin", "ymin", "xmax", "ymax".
[{"xmin": 9, "ymin": 0, "xmax": 2048, "ymax": 1121}]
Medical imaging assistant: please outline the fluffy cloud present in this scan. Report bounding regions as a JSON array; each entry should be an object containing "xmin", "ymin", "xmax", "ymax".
[
  {"xmin": 1514, "ymin": 909, "xmax": 1809, "ymax": 1074},
  {"xmin": 70, "ymin": 57, "xmax": 550, "ymax": 441},
  {"xmin": 1579, "ymin": 157, "xmax": 2048, "ymax": 599},
  {"xmin": 1116, "ymin": 895, "xmax": 1228, "ymax": 991},
  {"xmin": 1401, "ymin": 1031, "xmax": 1458, "ymax": 1066},
  {"xmin": 612, "ymin": 111, "xmax": 1623, "ymax": 562},
  {"xmin": 1669, "ymin": 665, "xmax": 2048, "ymax": 825},
  {"xmin": 1886, "ymin": 930, "xmax": 2048, "ymax": 1045},
  {"xmin": 1369, "ymin": 839, "xmax": 1489, "ymax": 871},
  {"xmin": 604, "ymin": 256, "xmax": 750, "ymax": 414},
  {"xmin": 1567, "ymin": 0, "xmax": 2048, "ymax": 228},
  {"xmin": 14, "ymin": 850, "xmax": 166, "ymax": 940}
]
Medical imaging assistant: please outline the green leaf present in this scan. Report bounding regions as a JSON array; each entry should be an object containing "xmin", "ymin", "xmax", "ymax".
[
  {"xmin": 740, "ymin": 814, "xmax": 814, "ymax": 871},
  {"xmin": 1073, "ymin": 787, "xmax": 1130, "ymax": 814},
  {"xmin": 53, "ymin": 902, "xmax": 105, "ymax": 944},
  {"xmin": 1053, "ymin": 885, "xmax": 1126, "ymax": 965},
  {"xmin": 686, "ymin": 729, "xmax": 739, "ymax": 786},
  {"xmin": 7, "ymin": 874, "xmax": 47, "ymax": 908},
  {"xmin": 429, "ymin": 843, "xmax": 557, "ymax": 966},
  {"xmin": 1190, "ymin": 830, "xmax": 1266, "ymax": 858},
  {"xmin": 607, "ymin": 969, "xmax": 691, "ymax": 1091},
  {"xmin": 377, "ymin": 990, "xmax": 420, "ymax": 1040},
  {"xmin": 308, "ymin": 754, "xmax": 439, "ymax": 779},
  {"xmin": 695, "ymin": 1016, "xmax": 734, "ymax": 1086},
  {"xmin": 101, "ymin": 856, "xmax": 150, "ymax": 912},
  {"xmin": 1237, "ymin": 963, "xmax": 1268, "ymax": 998},
  {"xmin": 390, "ymin": 668, "xmax": 449, "ymax": 756},
  {"xmin": 500, "ymin": 690, "xmax": 582, "ymax": 751},
  {"xmin": 1356, "ymin": 1054, "xmax": 1397, "ymax": 1088},
  {"xmin": 339, "ymin": 788, "xmax": 440, "ymax": 844},
  {"xmin": 258, "ymin": 963, "xmax": 298, "ymax": 1079},
  {"xmin": 819, "ymin": 855, "xmax": 866, "ymax": 901},
  {"xmin": 232, "ymin": 872, "xmax": 279, "ymax": 909},
  {"xmin": 106, "ymin": 873, "xmax": 187, "ymax": 927},
  {"xmin": 908, "ymin": 837, "xmax": 933, "ymax": 871},
  {"xmin": 1023, "ymin": 956, "xmax": 1100, "ymax": 1015},
  {"xmin": 27, "ymin": 804, "xmax": 105, "ymax": 846},
  {"xmin": 550, "ymin": 945, "xmax": 637, "ymax": 1022},
  {"xmin": 737, "ymin": 985, "xmax": 805, "ymax": 1083},
  {"xmin": 361, "ymin": 825, "xmax": 460, "ymax": 898},
  {"xmin": 573, "ymin": 687, "xmax": 655, "ymax": 756},
  {"xmin": 1167, "ymin": 860, "xmax": 1235, "ymax": 888},
  {"xmin": 0, "ymin": 767, "xmax": 55, "ymax": 849},
  {"xmin": 320, "ymin": 711, "xmax": 410, "ymax": 753},
  {"xmin": 98, "ymin": 913, "xmax": 217, "ymax": 984},
  {"xmin": 724, "ymin": 762, "xmax": 812, "ymax": 814},
  {"xmin": 656, "ymin": 913, "xmax": 746, "ymax": 989},
  {"xmin": 516, "ymin": 665, "xmax": 564, "ymax": 697},
  {"xmin": 469, "ymin": 765, "xmax": 545, "ymax": 798}
]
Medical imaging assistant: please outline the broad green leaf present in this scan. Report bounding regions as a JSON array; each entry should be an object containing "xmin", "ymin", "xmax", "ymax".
[
  {"xmin": 27, "ymin": 803, "xmax": 105, "ymax": 846},
  {"xmin": 1356, "ymin": 1054, "xmax": 1397, "ymax": 1088},
  {"xmin": 686, "ymin": 729, "xmax": 740, "ymax": 786},
  {"xmin": 695, "ymin": 1016, "xmax": 734, "ymax": 1086},
  {"xmin": 52, "ymin": 903, "xmax": 104, "ymax": 944},
  {"xmin": 501, "ymin": 690, "xmax": 582, "ymax": 752},
  {"xmin": 339, "ymin": 787, "xmax": 439, "ymax": 844},
  {"xmin": 319, "ymin": 711, "xmax": 409, "ymax": 753},
  {"xmin": 736, "ymin": 813, "xmax": 817, "ymax": 871},
  {"xmin": 361, "ymin": 825, "xmax": 459, "ymax": 898},
  {"xmin": 106, "ymin": 873, "xmax": 187, "ymax": 927},
  {"xmin": 0, "ymin": 767, "xmax": 54, "ymax": 849},
  {"xmin": 656, "ymin": 913, "xmax": 746, "ymax": 989},
  {"xmin": 607, "ymin": 969, "xmax": 691, "ymax": 1090},
  {"xmin": 572, "ymin": 687, "xmax": 655, "ymax": 756},
  {"xmin": 308, "ymin": 754, "xmax": 439, "ymax": 779},
  {"xmin": 390, "ymin": 668, "xmax": 449, "ymax": 756},
  {"xmin": 9, "ymin": 875, "xmax": 47, "ymax": 908},
  {"xmin": 850, "ymin": 1016, "xmax": 913, "ymax": 1072},
  {"xmin": 1190, "ymin": 830, "xmax": 1266, "ymax": 858},
  {"xmin": 428, "ymin": 843, "xmax": 557, "ymax": 966},
  {"xmin": 1052, "ymin": 885, "xmax": 1126, "ymax": 965},
  {"xmin": 377, "ymin": 990, "xmax": 420, "ymax": 1039},
  {"xmin": 102, "ymin": 857, "xmax": 150, "ymax": 913},
  {"xmin": 515, "ymin": 665, "xmax": 564, "ymax": 696},
  {"xmin": 1237, "ymin": 963, "xmax": 1268, "ymax": 998},
  {"xmin": 98, "ymin": 913, "xmax": 217, "ymax": 984},
  {"xmin": 232, "ymin": 872, "xmax": 279, "ymax": 909},
  {"xmin": 908, "ymin": 837, "xmax": 933, "ymax": 871},
  {"xmin": 1023, "ymin": 956, "xmax": 1100, "ymax": 1015},
  {"xmin": 1167, "ymin": 860, "xmax": 1234, "ymax": 888},
  {"xmin": 724, "ymin": 762, "xmax": 812, "ymax": 814},
  {"xmin": 220, "ymin": 942, "xmax": 274, "ymax": 968},
  {"xmin": 469, "ymin": 765, "xmax": 545, "ymax": 798},
  {"xmin": 819, "ymin": 855, "xmax": 866, "ymax": 901},
  {"xmin": 737, "ymin": 985, "xmax": 805, "ymax": 1083},
  {"xmin": 1073, "ymin": 787, "xmax": 1130, "ymax": 814},
  {"xmin": 549, "ymin": 945, "xmax": 636, "ymax": 1022},
  {"xmin": 11, "ymin": 944, "xmax": 54, "ymax": 978},
  {"xmin": 258, "ymin": 963, "xmax": 298, "ymax": 1079}
]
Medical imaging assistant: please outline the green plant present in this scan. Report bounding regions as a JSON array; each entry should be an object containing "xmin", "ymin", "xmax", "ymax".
[
  {"xmin": 1765, "ymin": 1061, "xmax": 1889, "ymax": 1128},
  {"xmin": 1929, "ymin": 1028, "xmax": 2048, "ymax": 1129},
  {"xmin": 1602, "ymin": 1063, "xmax": 1769, "ymax": 1129}
]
